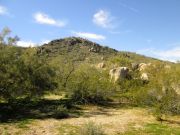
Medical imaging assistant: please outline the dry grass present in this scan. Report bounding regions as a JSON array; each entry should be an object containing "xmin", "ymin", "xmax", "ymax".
[
  {"xmin": 0, "ymin": 106, "xmax": 179, "ymax": 135},
  {"xmin": 43, "ymin": 93, "xmax": 66, "ymax": 100}
]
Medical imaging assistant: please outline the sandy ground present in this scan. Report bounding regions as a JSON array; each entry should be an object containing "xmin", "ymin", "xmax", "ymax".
[{"xmin": 0, "ymin": 106, "xmax": 179, "ymax": 135}]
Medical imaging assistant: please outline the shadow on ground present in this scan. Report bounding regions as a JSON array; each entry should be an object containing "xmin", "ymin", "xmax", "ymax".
[
  {"xmin": 0, "ymin": 98, "xmax": 82, "ymax": 123},
  {"xmin": 163, "ymin": 119, "xmax": 180, "ymax": 125},
  {"xmin": 0, "ymin": 98, "xmax": 136, "ymax": 123}
]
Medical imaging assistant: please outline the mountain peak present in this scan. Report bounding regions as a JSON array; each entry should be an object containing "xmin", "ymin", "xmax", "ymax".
[
  {"xmin": 43, "ymin": 37, "xmax": 102, "ymax": 48},
  {"xmin": 38, "ymin": 37, "xmax": 118, "ymax": 56}
]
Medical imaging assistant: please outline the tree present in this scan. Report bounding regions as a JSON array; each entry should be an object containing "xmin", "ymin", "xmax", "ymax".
[
  {"xmin": 7, "ymin": 36, "xmax": 20, "ymax": 46},
  {"xmin": 0, "ymin": 27, "xmax": 19, "ymax": 45},
  {"xmin": 0, "ymin": 27, "xmax": 11, "ymax": 44},
  {"xmin": 0, "ymin": 46, "xmax": 57, "ymax": 101},
  {"xmin": 66, "ymin": 64, "xmax": 114, "ymax": 104}
]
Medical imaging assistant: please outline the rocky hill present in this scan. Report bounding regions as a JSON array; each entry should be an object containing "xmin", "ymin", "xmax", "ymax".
[
  {"xmin": 35, "ymin": 37, "xmax": 180, "ymax": 97},
  {"xmin": 36, "ymin": 37, "xmax": 166, "ymax": 65},
  {"xmin": 38, "ymin": 37, "xmax": 117, "ymax": 56}
]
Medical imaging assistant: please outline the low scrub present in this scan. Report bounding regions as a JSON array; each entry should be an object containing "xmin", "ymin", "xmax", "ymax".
[
  {"xmin": 79, "ymin": 121, "xmax": 106, "ymax": 135},
  {"xmin": 54, "ymin": 105, "xmax": 69, "ymax": 119}
]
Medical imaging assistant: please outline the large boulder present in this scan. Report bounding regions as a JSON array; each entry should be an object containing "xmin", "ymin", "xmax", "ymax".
[{"xmin": 109, "ymin": 67, "xmax": 129, "ymax": 83}]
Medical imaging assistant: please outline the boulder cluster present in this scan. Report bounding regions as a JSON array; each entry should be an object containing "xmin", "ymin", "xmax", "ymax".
[{"xmin": 97, "ymin": 62, "xmax": 152, "ymax": 83}]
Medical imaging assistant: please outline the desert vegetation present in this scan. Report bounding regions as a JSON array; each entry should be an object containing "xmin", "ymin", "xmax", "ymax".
[{"xmin": 0, "ymin": 28, "xmax": 180, "ymax": 134}]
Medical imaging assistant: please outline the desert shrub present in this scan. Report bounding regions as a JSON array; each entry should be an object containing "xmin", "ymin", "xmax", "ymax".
[
  {"xmin": 67, "ymin": 65, "xmax": 114, "ymax": 104},
  {"xmin": 133, "ymin": 87, "xmax": 180, "ymax": 115},
  {"xmin": 132, "ymin": 88, "xmax": 160, "ymax": 106},
  {"xmin": 49, "ymin": 56, "xmax": 76, "ymax": 92},
  {"xmin": 109, "ymin": 55, "xmax": 132, "ymax": 67},
  {"xmin": 147, "ymin": 64, "xmax": 180, "ymax": 115},
  {"xmin": 131, "ymin": 70, "xmax": 180, "ymax": 115},
  {"xmin": 54, "ymin": 105, "xmax": 69, "ymax": 118},
  {"xmin": 115, "ymin": 78, "xmax": 149, "ymax": 105},
  {"xmin": 79, "ymin": 121, "xmax": 106, "ymax": 135},
  {"xmin": 155, "ymin": 88, "xmax": 180, "ymax": 115},
  {"xmin": 118, "ymin": 78, "xmax": 143, "ymax": 92},
  {"xmin": 0, "ymin": 46, "xmax": 57, "ymax": 101}
]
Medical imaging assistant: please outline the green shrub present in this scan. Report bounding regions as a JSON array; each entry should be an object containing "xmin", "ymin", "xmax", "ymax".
[
  {"xmin": 67, "ymin": 65, "xmax": 114, "ymax": 104},
  {"xmin": 155, "ymin": 88, "xmax": 180, "ymax": 115},
  {"xmin": 54, "ymin": 105, "xmax": 69, "ymax": 119},
  {"xmin": 0, "ymin": 46, "xmax": 57, "ymax": 101},
  {"xmin": 109, "ymin": 55, "xmax": 131, "ymax": 67},
  {"xmin": 79, "ymin": 121, "xmax": 106, "ymax": 135}
]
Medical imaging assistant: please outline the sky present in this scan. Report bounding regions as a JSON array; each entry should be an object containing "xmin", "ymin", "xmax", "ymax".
[{"xmin": 0, "ymin": 0, "xmax": 180, "ymax": 62}]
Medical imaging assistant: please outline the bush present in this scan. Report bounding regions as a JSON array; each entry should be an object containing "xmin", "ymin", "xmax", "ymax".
[
  {"xmin": 0, "ymin": 46, "xmax": 57, "ymax": 101},
  {"xmin": 155, "ymin": 88, "xmax": 180, "ymax": 115},
  {"xmin": 54, "ymin": 105, "xmax": 69, "ymax": 118},
  {"xmin": 109, "ymin": 55, "xmax": 131, "ymax": 67},
  {"xmin": 67, "ymin": 65, "xmax": 114, "ymax": 104},
  {"xmin": 79, "ymin": 121, "xmax": 106, "ymax": 135}
]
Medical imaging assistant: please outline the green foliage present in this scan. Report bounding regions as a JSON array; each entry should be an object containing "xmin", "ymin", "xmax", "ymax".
[
  {"xmin": 155, "ymin": 88, "xmax": 180, "ymax": 115},
  {"xmin": 118, "ymin": 79, "xmax": 143, "ymax": 93},
  {"xmin": 1, "ymin": 32, "xmax": 180, "ymax": 118},
  {"xmin": 79, "ymin": 121, "xmax": 106, "ymax": 135},
  {"xmin": 0, "ymin": 27, "xmax": 19, "ymax": 45},
  {"xmin": 49, "ymin": 38, "xmax": 180, "ymax": 115},
  {"xmin": 121, "ymin": 123, "xmax": 180, "ymax": 135},
  {"xmin": 146, "ymin": 64, "xmax": 180, "ymax": 115},
  {"xmin": 54, "ymin": 105, "xmax": 69, "ymax": 118},
  {"xmin": 49, "ymin": 55, "xmax": 78, "ymax": 92},
  {"xmin": 112, "ymin": 61, "xmax": 180, "ymax": 114},
  {"xmin": 0, "ymin": 46, "xmax": 57, "ymax": 101},
  {"xmin": 67, "ymin": 65, "xmax": 114, "ymax": 104},
  {"xmin": 109, "ymin": 55, "xmax": 132, "ymax": 67},
  {"xmin": 16, "ymin": 119, "xmax": 32, "ymax": 129},
  {"xmin": 145, "ymin": 123, "xmax": 180, "ymax": 135}
]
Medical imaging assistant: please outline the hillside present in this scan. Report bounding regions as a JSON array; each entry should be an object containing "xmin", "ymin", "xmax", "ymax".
[
  {"xmin": 38, "ymin": 37, "xmax": 118, "ymax": 56},
  {"xmin": 36, "ymin": 37, "xmax": 179, "ymax": 105},
  {"xmin": 0, "ymin": 37, "xmax": 180, "ymax": 135},
  {"xmin": 37, "ymin": 37, "xmax": 167, "ymax": 65}
]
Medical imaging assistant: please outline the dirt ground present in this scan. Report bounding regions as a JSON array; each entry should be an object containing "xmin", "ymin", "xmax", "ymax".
[{"xmin": 0, "ymin": 106, "xmax": 179, "ymax": 135}]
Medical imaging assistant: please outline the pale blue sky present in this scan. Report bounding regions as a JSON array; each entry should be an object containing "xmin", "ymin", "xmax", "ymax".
[{"xmin": 0, "ymin": 0, "xmax": 180, "ymax": 62}]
